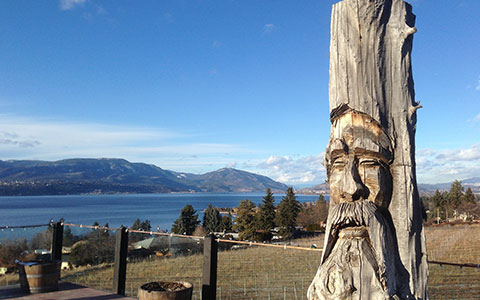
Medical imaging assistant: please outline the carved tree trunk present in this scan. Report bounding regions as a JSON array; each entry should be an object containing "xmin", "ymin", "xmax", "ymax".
[{"xmin": 309, "ymin": 0, "xmax": 428, "ymax": 299}]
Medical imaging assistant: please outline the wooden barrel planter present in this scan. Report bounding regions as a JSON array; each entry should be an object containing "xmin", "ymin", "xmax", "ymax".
[
  {"xmin": 18, "ymin": 261, "xmax": 61, "ymax": 294},
  {"xmin": 138, "ymin": 281, "xmax": 193, "ymax": 300}
]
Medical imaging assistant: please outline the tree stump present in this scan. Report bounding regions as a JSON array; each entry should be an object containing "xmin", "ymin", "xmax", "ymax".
[{"xmin": 308, "ymin": 0, "xmax": 428, "ymax": 299}]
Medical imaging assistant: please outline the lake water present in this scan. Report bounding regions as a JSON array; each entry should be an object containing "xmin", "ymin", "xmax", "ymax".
[{"xmin": 0, "ymin": 193, "xmax": 324, "ymax": 239}]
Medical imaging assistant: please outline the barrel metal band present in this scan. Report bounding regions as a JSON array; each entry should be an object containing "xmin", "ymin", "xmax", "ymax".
[{"xmin": 26, "ymin": 272, "xmax": 60, "ymax": 279}]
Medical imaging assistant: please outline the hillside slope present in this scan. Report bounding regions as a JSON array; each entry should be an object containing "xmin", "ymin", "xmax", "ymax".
[{"xmin": 0, "ymin": 159, "xmax": 288, "ymax": 195}]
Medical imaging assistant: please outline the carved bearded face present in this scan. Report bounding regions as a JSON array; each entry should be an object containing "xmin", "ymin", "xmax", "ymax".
[
  {"xmin": 307, "ymin": 111, "xmax": 400, "ymax": 300},
  {"xmin": 326, "ymin": 111, "xmax": 393, "ymax": 208}
]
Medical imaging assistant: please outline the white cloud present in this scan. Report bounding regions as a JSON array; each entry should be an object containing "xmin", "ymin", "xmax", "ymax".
[
  {"xmin": 255, "ymin": 154, "xmax": 326, "ymax": 185},
  {"xmin": 264, "ymin": 155, "xmax": 292, "ymax": 166},
  {"xmin": 476, "ymin": 79, "xmax": 480, "ymax": 91},
  {"xmin": 0, "ymin": 131, "xmax": 40, "ymax": 148},
  {"xmin": 416, "ymin": 144, "xmax": 480, "ymax": 183},
  {"xmin": 434, "ymin": 144, "xmax": 480, "ymax": 161},
  {"xmin": 226, "ymin": 162, "xmax": 238, "ymax": 168},
  {"xmin": 60, "ymin": 0, "xmax": 87, "ymax": 10},
  {"xmin": 0, "ymin": 115, "xmax": 251, "ymax": 173},
  {"xmin": 263, "ymin": 24, "xmax": 276, "ymax": 34},
  {"xmin": 251, "ymin": 143, "xmax": 480, "ymax": 186}
]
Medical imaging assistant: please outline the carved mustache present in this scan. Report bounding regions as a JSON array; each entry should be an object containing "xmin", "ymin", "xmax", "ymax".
[
  {"xmin": 327, "ymin": 200, "xmax": 378, "ymax": 229},
  {"xmin": 323, "ymin": 199, "xmax": 385, "ymax": 265}
]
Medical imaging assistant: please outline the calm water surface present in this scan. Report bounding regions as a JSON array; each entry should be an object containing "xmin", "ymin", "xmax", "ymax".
[{"xmin": 0, "ymin": 193, "xmax": 323, "ymax": 238}]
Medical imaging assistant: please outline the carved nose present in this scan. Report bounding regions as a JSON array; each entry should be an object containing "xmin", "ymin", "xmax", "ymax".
[{"xmin": 341, "ymin": 157, "xmax": 368, "ymax": 201}]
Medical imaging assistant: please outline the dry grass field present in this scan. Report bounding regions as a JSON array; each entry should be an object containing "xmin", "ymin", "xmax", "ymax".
[
  {"xmin": 425, "ymin": 224, "xmax": 480, "ymax": 263},
  {"xmin": 1, "ymin": 224, "xmax": 479, "ymax": 299},
  {"xmin": 425, "ymin": 224, "xmax": 480, "ymax": 300}
]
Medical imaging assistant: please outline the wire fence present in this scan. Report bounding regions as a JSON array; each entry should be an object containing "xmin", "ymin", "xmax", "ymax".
[
  {"xmin": 214, "ymin": 242, "xmax": 321, "ymax": 300},
  {"xmin": 428, "ymin": 264, "xmax": 480, "ymax": 300},
  {"xmin": 1, "ymin": 221, "xmax": 479, "ymax": 300},
  {"xmin": 61, "ymin": 222, "xmax": 324, "ymax": 299},
  {"xmin": 59, "ymin": 223, "xmax": 116, "ymax": 293},
  {"xmin": 125, "ymin": 235, "xmax": 204, "ymax": 299}
]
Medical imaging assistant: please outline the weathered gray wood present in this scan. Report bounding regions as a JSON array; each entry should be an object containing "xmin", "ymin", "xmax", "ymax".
[
  {"xmin": 308, "ymin": 0, "xmax": 428, "ymax": 299},
  {"xmin": 113, "ymin": 227, "xmax": 128, "ymax": 295}
]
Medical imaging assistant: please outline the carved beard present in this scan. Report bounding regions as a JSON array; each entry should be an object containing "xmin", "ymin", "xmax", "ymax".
[{"xmin": 308, "ymin": 200, "xmax": 404, "ymax": 300}]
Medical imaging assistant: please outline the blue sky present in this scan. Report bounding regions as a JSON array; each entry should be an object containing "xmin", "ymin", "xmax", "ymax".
[{"xmin": 0, "ymin": 0, "xmax": 479, "ymax": 186}]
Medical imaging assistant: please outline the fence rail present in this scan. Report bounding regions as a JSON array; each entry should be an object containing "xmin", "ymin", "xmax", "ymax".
[
  {"xmin": 0, "ymin": 223, "xmax": 51, "ymax": 230},
  {"xmin": 428, "ymin": 260, "xmax": 480, "ymax": 269}
]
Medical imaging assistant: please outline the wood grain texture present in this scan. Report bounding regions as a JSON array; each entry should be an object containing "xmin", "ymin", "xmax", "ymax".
[{"xmin": 308, "ymin": 0, "xmax": 428, "ymax": 299}]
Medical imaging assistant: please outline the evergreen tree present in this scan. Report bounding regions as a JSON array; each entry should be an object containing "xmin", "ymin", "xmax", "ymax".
[
  {"xmin": 276, "ymin": 187, "xmax": 301, "ymax": 239},
  {"xmin": 203, "ymin": 203, "xmax": 221, "ymax": 233},
  {"xmin": 140, "ymin": 220, "xmax": 152, "ymax": 231},
  {"xmin": 420, "ymin": 195, "xmax": 432, "ymax": 212},
  {"xmin": 465, "ymin": 187, "xmax": 476, "ymax": 204},
  {"xmin": 431, "ymin": 190, "xmax": 444, "ymax": 209},
  {"xmin": 430, "ymin": 189, "xmax": 447, "ymax": 221},
  {"xmin": 448, "ymin": 180, "xmax": 465, "ymax": 209},
  {"xmin": 81, "ymin": 221, "xmax": 116, "ymax": 265},
  {"xmin": 101, "ymin": 223, "xmax": 110, "ymax": 239},
  {"xmin": 86, "ymin": 221, "xmax": 106, "ymax": 242},
  {"xmin": 171, "ymin": 204, "xmax": 200, "ymax": 235},
  {"xmin": 129, "ymin": 219, "xmax": 151, "ymax": 242},
  {"xmin": 131, "ymin": 219, "xmax": 151, "ymax": 231},
  {"xmin": 314, "ymin": 195, "xmax": 329, "ymax": 223},
  {"xmin": 219, "ymin": 213, "xmax": 233, "ymax": 232},
  {"xmin": 441, "ymin": 190, "xmax": 450, "ymax": 219},
  {"xmin": 456, "ymin": 187, "xmax": 480, "ymax": 220},
  {"xmin": 258, "ymin": 188, "xmax": 276, "ymax": 230},
  {"xmin": 63, "ymin": 226, "xmax": 76, "ymax": 247},
  {"xmin": 256, "ymin": 188, "xmax": 276, "ymax": 241},
  {"xmin": 233, "ymin": 199, "xmax": 257, "ymax": 240},
  {"xmin": 132, "ymin": 219, "xmax": 141, "ymax": 230}
]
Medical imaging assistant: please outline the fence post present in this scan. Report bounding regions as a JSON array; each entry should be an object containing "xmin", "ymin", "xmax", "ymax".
[
  {"xmin": 51, "ymin": 221, "xmax": 64, "ymax": 261},
  {"xmin": 202, "ymin": 234, "xmax": 218, "ymax": 300},
  {"xmin": 113, "ymin": 226, "xmax": 128, "ymax": 295}
]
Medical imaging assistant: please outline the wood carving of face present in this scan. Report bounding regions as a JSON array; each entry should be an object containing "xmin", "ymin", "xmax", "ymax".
[
  {"xmin": 307, "ymin": 111, "xmax": 404, "ymax": 300},
  {"xmin": 325, "ymin": 111, "xmax": 393, "ymax": 208}
]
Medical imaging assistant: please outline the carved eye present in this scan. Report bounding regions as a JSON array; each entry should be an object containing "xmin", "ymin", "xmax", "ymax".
[
  {"xmin": 359, "ymin": 158, "xmax": 380, "ymax": 166},
  {"xmin": 332, "ymin": 158, "xmax": 346, "ymax": 167}
]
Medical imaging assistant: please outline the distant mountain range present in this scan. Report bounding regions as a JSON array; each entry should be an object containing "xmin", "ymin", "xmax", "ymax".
[
  {"xmin": 298, "ymin": 183, "xmax": 329, "ymax": 195},
  {"xmin": 1, "ymin": 158, "xmax": 477, "ymax": 196},
  {"xmin": 418, "ymin": 177, "xmax": 480, "ymax": 194},
  {"xmin": 0, "ymin": 158, "xmax": 288, "ymax": 196}
]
